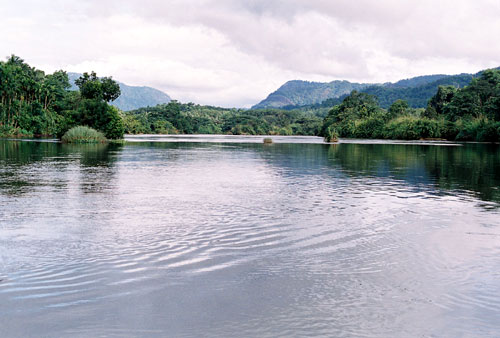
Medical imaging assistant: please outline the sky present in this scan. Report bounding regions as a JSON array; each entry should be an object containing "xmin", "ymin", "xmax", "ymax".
[{"xmin": 2, "ymin": 0, "xmax": 500, "ymax": 107}]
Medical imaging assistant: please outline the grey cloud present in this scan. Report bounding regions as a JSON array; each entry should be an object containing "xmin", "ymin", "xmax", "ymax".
[{"xmin": 1, "ymin": 0, "xmax": 499, "ymax": 107}]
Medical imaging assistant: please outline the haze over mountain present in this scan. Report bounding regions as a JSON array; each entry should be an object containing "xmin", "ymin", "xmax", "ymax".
[
  {"xmin": 251, "ymin": 80, "xmax": 369, "ymax": 109},
  {"xmin": 252, "ymin": 70, "xmax": 485, "ymax": 109},
  {"xmin": 68, "ymin": 73, "xmax": 171, "ymax": 111}
]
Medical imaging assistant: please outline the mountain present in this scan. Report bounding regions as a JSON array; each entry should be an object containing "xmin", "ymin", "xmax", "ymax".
[
  {"xmin": 68, "ymin": 73, "xmax": 171, "ymax": 111},
  {"xmin": 252, "ymin": 70, "xmax": 487, "ymax": 110},
  {"xmin": 251, "ymin": 80, "xmax": 369, "ymax": 109},
  {"xmin": 361, "ymin": 74, "xmax": 473, "ymax": 108},
  {"xmin": 384, "ymin": 74, "xmax": 450, "ymax": 88}
]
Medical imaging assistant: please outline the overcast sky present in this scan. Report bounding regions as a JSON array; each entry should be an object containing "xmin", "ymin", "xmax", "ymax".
[{"xmin": 2, "ymin": 0, "xmax": 500, "ymax": 107}]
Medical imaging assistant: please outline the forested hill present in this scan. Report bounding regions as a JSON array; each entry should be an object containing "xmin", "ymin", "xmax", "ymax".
[
  {"xmin": 253, "ymin": 70, "xmax": 492, "ymax": 109},
  {"xmin": 251, "ymin": 80, "xmax": 368, "ymax": 109},
  {"xmin": 342, "ymin": 73, "xmax": 474, "ymax": 109},
  {"xmin": 68, "ymin": 73, "xmax": 171, "ymax": 111}
]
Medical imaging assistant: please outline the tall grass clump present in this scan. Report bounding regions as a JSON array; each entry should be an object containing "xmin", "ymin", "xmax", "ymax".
[
  {"xmin": 61, "ymin": 126, "xmax": 107, "ymax": 144},
  {"xmin": 324, "ymin": 126, "xmax": 339, "ymax": 142}
]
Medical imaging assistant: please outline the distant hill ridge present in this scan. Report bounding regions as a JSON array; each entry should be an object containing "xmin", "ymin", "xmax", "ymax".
[
  {"xmin": 251, "ymin": 80, "xmax": 369, "ymax": 109},
  {"xmin": 68, "ymin": 73, "xmax": 171, "ymax": 111},
  {"xmin": 252, "ymin": 69, "xmax": 498, "ymax": 109}
]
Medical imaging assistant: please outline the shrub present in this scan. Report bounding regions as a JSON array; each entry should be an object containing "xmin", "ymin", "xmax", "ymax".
[
  {"xmin": 324, "ymin": 126, "xmax": 339, "ymax": 142},
  {"xmin": 383, "ymin": 117, "xmax": 442, "ymax": 140},
  {"xmin": 353, "ymin": 115, "xmax": 386, "ymax": 138},
  {"xmin": 456, "ymin": 118, "xmax": 500, "ymax": 142},
  {"xmin": 103, "ymin": 106, "xmax": 125, "ymax": 139},
  {"xmin": 440, "ymin": 120, "xmax": 459, "ymax": 140},
  {"xmin": 476, "ymin": 122, "xmax": 500, "ymax": 142},
  {"xmin": 0, "ymin": 126, "xmax": 33, "ymax": 138},
  {"xmin": 61, "ymin": 126, "xmax": 107, "ymax": 143}
]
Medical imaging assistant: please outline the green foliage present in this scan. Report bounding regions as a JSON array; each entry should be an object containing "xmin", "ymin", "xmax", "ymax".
[
  {"xmin": 445, "ymin": 69, "xmax": 500, "ymax": 121},
  {"xmin": 388, "ymin": 99, "xmax": 409, "ymax": 120},
  {"xmin": 0, "ymin": 126, "xmax": 33, "ymax": 138},
  {"xmin": 259, "ymin": 73, "xmax": 475, "ymax": 111},
  {"xmin": 321, "ymin": 70, "xmax": 500, "ymax": 142},
  {"xmin": 324, "ymin": 126, "xmax": 338, "ymax": 142},
  {"xmin": 0, "ymin": 55, "xmax": 70, "ymax": 136},
  {"xmin": 321, "ymin": 91, "xmax": 383, "ymax": 137},
  {"xmin": 102, "ymin": 106, "xmax": 125, "ymax": 139},
  {"xmin": 0, "ymin": 55, "xmax": 125, "ymax": 139},
  {"xmin": 353, "ymin": 114, "xmax": 387, "ymax": 138},
  {"xmin": 61, "ymin": 126, "xmax": 107, "ymax": 143},
  {"xmin": 383, "ymin": 117, "xmax": 443, "ymax": 140},
  {"xmin": 74, "ymin": 71, "xmax": 121, "ymax": 102},
  {"xmin": 455, "ymin": 119, "xmax": 500, "ymax": 142},
  {"xmin": 423, "ymin": 85, "xmax": 457, "ymax": 118},
  {"xmin": 67, "ymin": 72, "xmax": 172, "ymax": 111},
  {"xmin": 124, "ymin": 102, "xmax": 323, "ymax": 136},
  {"xmin": 361, "ymin": 74, "xmax": 472, "ymax": 109}
]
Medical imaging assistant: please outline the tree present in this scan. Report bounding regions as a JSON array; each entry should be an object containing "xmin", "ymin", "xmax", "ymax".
[
  {"xmin": 444, "ymin": 69, "xmax": 500, "ymax": 121},
  {"xmin": 423, "ymin": 85, "xmax": 457, "ymax": 119},
  {"xmin": 75, "ymin": 71, "xmax": 121, "ymax": 102},
  {"xmin": 388, "ymin": 99, "xmax": 409, "ymax": 120},
  {"xmin": 72, "ymin": 72, "xmax": 124, "ymax": 139},
  {"xmin": 321, "ymin": 90, "xmax": 382, "ymax": 137}
]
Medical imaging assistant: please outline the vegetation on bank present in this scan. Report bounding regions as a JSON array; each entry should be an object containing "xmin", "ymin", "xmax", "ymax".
[
  {"xmin": 320, "ymin": 69, "xmax": 500, "ymax": 142},
  {"xmin": 122, "ymin": 102, "xmax": 323, "ymax": 136},
  {"xmin": 324, "ymin": 126, "xmax": 339, "ymax": 143},
  {"xmin": 61, "ymin": 126, "xmax": 107, "ymax": 143},
  {"xmin": 1, "ymin": 54, "xmax": 499, "ymax": 143},
  {"xmin": 0, "ymin": 55, "xmax": 124, "ymax": 139}
]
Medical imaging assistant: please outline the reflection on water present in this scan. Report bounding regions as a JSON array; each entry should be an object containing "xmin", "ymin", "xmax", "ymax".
[
  {"xmin": 327, "ymin": 142, "xmax": 500, "ymax": 206},
  {"xmin": 0, "ymin": 137, "xmax": 499, "ymax": 337}
]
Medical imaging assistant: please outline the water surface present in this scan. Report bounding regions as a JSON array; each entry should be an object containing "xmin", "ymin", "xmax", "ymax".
[{"xmin": 0, "ymin": 136, "xmax": 499, "ymax": 337}]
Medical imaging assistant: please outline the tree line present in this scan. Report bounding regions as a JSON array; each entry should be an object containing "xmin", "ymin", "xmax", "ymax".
[
  {"xmin": 0, "ymin": 55, "xmax": 124, "ymax": 139},
  {"xmin": 1, "ymin": 55, "xmax": 499, "ymax": 142},
  {"xmin": 123, "ymin": 102, "xmax": 323, "ymax": 136},
  {"xmin": 320, "ymin": 69, "xmax": 500, "ymax": 142}
]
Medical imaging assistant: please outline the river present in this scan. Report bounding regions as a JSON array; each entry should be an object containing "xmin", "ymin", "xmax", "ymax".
[{"xmin": 0, "ymin": 136, "xmax": 499, "ymax": 337}]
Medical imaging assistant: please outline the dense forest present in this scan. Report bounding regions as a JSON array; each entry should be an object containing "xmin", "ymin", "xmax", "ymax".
[
  {"xmin": 123, "ymin": 103, "xmax": 323, "ymax": 136},
  {"xmin": 0, "ymin": 55, "xmax": 124, "ymax": 139},
  {"xmin": 320, "ymin": 69, "xmax": 500, "ymax": 142}
]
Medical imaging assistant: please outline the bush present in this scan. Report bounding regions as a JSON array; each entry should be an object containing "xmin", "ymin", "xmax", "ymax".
[
  {"xmin": 103, "ymin": 106, "xmax": 125, "ymax": 139},
  {"xmin": 61, "ymin": 126, "xmax": 107, "ymax": 143},
  {"xmin": 477, "ymin": 122, "xmax": 500, "ymax": 142},
  {"xmin": 440, "ymin": 120, "xmax": 459, "ymax": 140},
  {"xmin": 75, "ymin": 100, "xmax": 124, "ymax": 139},
  {"xmin": 324, "ymin": 126, "xmax": 339, "ymax": 142},
  {"xmin": 383, "ymin": 117, "xmax": 442, "ymax": 140},
  {"xmin": 0, "ymin": 126, "xmax": 33, "ymax": 138},
  {"xmin": 455, "ymin": 119, "xmax": 500, "ymax": 142},
  {"xmin": 353, "ymin": 115, "xmax": 386, "ymax": 138}
]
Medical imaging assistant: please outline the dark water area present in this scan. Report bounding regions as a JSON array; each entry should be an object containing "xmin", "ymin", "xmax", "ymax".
[{"xmin": 0, "ymin": 136, "xmax": 499, "ymax": 337}]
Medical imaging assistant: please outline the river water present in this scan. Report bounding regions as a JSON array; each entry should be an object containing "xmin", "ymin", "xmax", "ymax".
[{"xmin": 0, "ymin": 136, "xmax": 499, "ymax": 337}]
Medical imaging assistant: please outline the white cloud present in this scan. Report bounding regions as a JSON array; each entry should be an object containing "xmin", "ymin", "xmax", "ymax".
[{"xmin": 1, "ymin": 0, "xmax": 499, "ymax": 107}]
